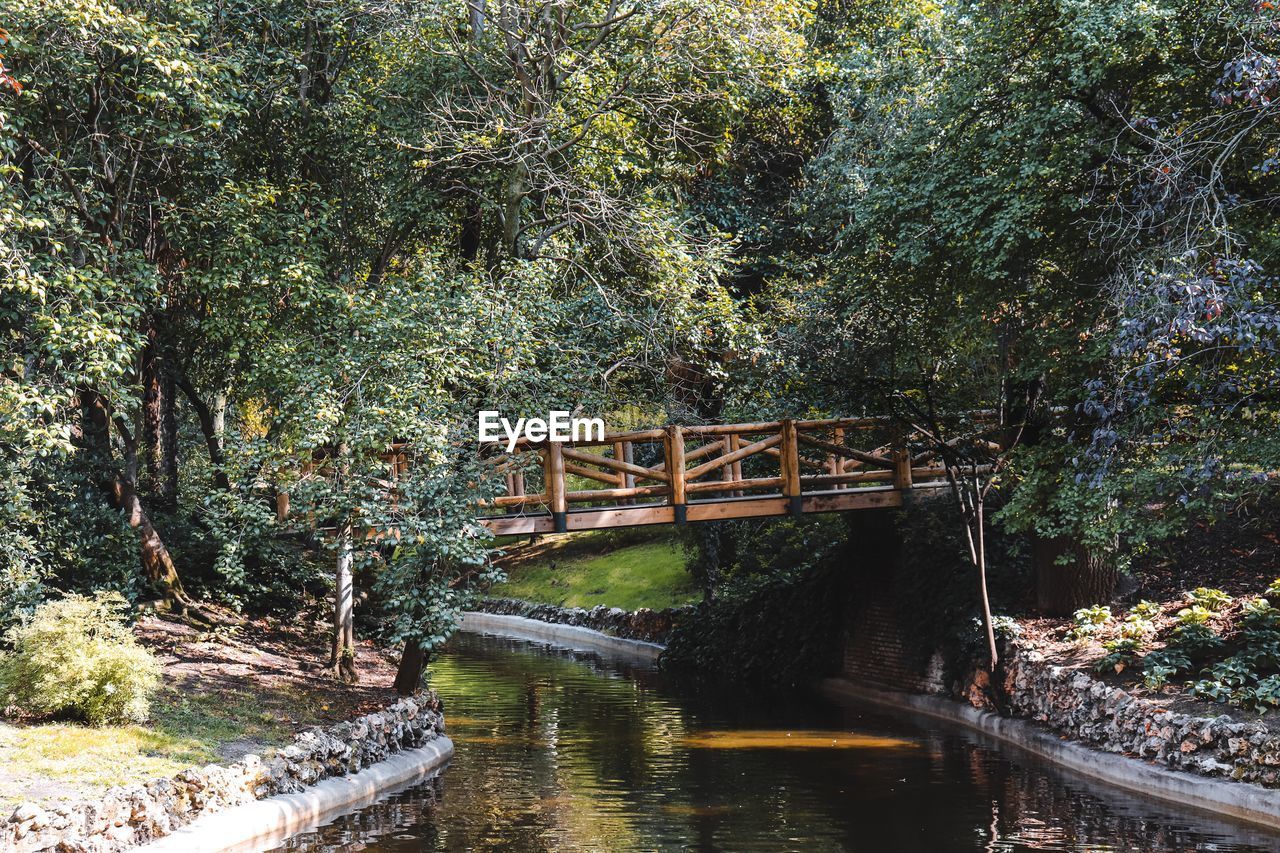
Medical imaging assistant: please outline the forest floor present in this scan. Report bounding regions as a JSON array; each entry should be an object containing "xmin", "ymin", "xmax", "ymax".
[
  {"xmin": 488, "ymin": 528, "xmax": 699, "ymax": 610},
  {"xmin": 0, "ymin": 608, "xmax": 400, "ymax": 811},
  {"xmin": 1015, "ymin": 505, "xmax": 1280, "ymax": 733}
]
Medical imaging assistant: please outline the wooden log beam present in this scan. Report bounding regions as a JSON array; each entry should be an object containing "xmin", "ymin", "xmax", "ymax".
[
  {"xmin": 685, "ymin": 433, "xmax": 782, "ymax": 481},
  {"xmin": 686, "ymin": 476, "xmax": 783, "ymax": 494},
  {"xmin": 797, "ymin": 432, "xmax": 895, "ymax": 468},
  {"xmin": 566, "ymin": 484, "xmax": 670, "ymax": 502},
  {"xmin": 487, "ymin": 493, "xmax": 549, "ymax": 508},
  {"xmin": 564, "ymin": 462, "xmax": 620, "ymax": 485},
  {"xmin": 546, "ymin": 444, "xmax": 567, "ymax": 532},
  {"xmin": 561, "ymin": 446, "xmax": 670, "ymax": 483},
  {"xmin": 801, "ymin": 471, "xmax": 894, "ymax": 487},
  {"xmin": 764, "ymin": 446, "xmax": 825, "ymax": 471}
]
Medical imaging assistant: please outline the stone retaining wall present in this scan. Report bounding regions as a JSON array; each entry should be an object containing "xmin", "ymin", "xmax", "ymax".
[
  {"xmin": 476, "ymin": 597, "xmax": 690, "ymax": 644},
  {"xmin": 1000, "ymin": 648, "xmax": 1280, "ymax": 788},
  {"xmin": 2, "ymin": 692, "xmax": 446, "ymax": 853}
]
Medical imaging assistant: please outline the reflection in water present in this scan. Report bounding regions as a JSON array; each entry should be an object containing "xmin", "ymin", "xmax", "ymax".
[{"xmin": 273, "ymin": 633, "xmax": 1280, "ymax": 851}]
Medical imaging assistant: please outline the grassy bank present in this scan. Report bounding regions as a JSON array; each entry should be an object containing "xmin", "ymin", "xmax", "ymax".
[{"xmin": 489, "ymin": 529, "xmax": 699, "ymax": 611}]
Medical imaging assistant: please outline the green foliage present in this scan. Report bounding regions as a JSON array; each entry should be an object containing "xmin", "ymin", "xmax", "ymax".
[
  {"xmin": 1167, "ymin": 622, "xmax": 1224, "ymax": 658},
  {"xmin": 1189, "ymin": 587, "xmax": 1232, "ymax": 612},
  {"xmin": 1120, "ymin": 612, "xmax": 1154, "ymax": 641},
  {"xmin": 0, "ymin": 593, "xmax": 161, "ymax": 725},
  {"xmin": 375, "ymin": 442, "xmax": 500, "ymax": 665},
  {"xmin": 1096, "ymin": 637, "xmax": 1143, "ymax": 674},
  {"xmin": 1176, "ymin": 605, "xmax": 1215, "ymax": 627},
  {"xmin": 1069, "ymin": 605, "xmax": 1112, "ymax": 641},
  {"xmin": 1130, "ymin": 600, "xmax": 1162, "ymax": 620}
]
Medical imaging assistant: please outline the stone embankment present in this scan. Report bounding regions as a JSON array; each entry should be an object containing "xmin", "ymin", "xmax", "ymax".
[
  {"xmin": 476, "ymin": 597, "xmax": 690, "ymax": 644},
  {"xmin": 2, "ymin": 693, "xmax": 446, "ymax": 853},
  {"xmin": 1000, "ymin": 647, "xmax": 1280, "ymax": 787}
]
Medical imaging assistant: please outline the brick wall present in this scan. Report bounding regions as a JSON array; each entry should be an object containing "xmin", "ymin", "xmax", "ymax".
[{"xmin": 842, "ymin": 593, "xmax": 947, "ymax": 695}]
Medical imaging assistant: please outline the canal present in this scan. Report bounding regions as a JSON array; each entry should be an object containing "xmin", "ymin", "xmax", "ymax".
[{"xmin": 273, "ymin": 631, "xmax": 1280, "ymax": 851}]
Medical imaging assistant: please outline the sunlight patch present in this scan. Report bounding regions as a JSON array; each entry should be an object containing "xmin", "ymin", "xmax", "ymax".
[{"xmin": 679, "ymin": 730, "xmax": 917, "ymax": 750}]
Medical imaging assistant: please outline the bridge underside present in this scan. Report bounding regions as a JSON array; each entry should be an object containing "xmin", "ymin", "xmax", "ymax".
[{"xmin": 479, "ymin": 486, "xmax": 923, "ymax": 536}]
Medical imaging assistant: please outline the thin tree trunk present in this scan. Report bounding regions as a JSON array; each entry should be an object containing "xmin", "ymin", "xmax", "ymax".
[
  {"xmin": 330, "ymin": 523, "xmax": 359, "ymax": 683},
  {"xmin": 503, "ymin": 160, "xmax": 527, "ymax": 256},
  {"xmin": 141, "ymin": 340, "xmax": 178, "ymax": 507},
  {"xmin": 212, "ymin": 389, "xmax": 227, "ymax": 451},
  {"xmin": 174, "ymin": 373, "xmax": 231, "ymax": 492},
  {"xmin": 975, "ymin": 494, "xmax": 998, "ymax": 669}
]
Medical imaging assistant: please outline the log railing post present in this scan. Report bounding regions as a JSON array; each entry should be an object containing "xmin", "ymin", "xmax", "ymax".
[
  {"xmin": 613, "ymin": 441, "xmax": 634, "ymax": 506},
  {"xmin": 720, "ymin": 437, "xmax": 734, "ymax": 494},
  {"xmin": 831, "ymin": 427, "xmax": 845, "ymax": 489},
  {"xmin": 667, "ymin": 426, "xmax": 687, "ymax": 523},
  {"xmin": 728, "ymin": 433, "xmax": 743, "ymax": 497},
  {"xmin": 621, "ymin": 440, "xmax": 636, "ymax": 504},
  {"xmin": 892, "ymin": 447, "xmax": 913, "ymax": 493},
  {"xmin": 781, "ymin": 419, "xmax": 801, "ymax": 515},
  {"xmin": 546, "ymin": 443, "xmax": 567, "ymax": 532}
]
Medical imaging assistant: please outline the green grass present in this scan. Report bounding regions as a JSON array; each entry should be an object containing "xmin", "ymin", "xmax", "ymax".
[
  {"xmin": 490, "ymin": 531, "xmax": 699, "ymax": 611},
  {"xmin": 0, "ymin": 686, "xmax": 295, "ymax": 809}
]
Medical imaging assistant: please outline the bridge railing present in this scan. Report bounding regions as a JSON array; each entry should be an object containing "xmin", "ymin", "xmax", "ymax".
[
  {"xmin": 276, "ymin": 417, "xmax": 995, "ymax": 537},
  {"xmin": 478, "ymin": 418, "xmax": 965, "ymax": 534}
]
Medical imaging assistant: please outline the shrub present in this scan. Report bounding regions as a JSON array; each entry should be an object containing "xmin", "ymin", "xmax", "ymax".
[
  {"xmin": 1168, "ymin": 621, "xmax": 1224, "ymax": 657},
  {"xmin": 1120, "ymin": 613, "xmax": 1154, "ymax": 640},
  {"xmin": 0, "ymin": 592, "xmax": 161, "ymax": 725},
  {"xmin": 1176, "ymin": 605, "xmax": 1214, "ymax": 626},
  {"xmin": 1097, "ymin": 637, "xmax": 1142, "ymax": 674},
  {"xmin": 1130, "ymin": 600, "xmax": 1161, "ymax": 619},
  {"xmin": 1189, "ymin": 587, "xmax": 1232, "ymax": 612},
  {"xmin": 1069, "ymin": 605, "xmax": 1111, "ymax": 640}
]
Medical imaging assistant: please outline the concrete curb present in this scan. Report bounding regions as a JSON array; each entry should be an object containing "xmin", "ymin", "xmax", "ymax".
[
  {"xmin": 819, "ymin": 678, "xmax": 1280, "ymax": 831},
  {"xmin": 459, "ymin": 611, "xmax": 663, "ymax": 663},
  {"xmin": 134, "ymin": 737, "xmax": 454, "ymax": 853}
]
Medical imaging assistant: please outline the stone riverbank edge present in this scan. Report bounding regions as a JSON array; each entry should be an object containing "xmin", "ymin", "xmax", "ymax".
[
  {"xmin": 2, "ymin": 693, "xmax": 451, "ymax": 853},
  {"xmin": 459, "ymin": 610, "xmax": 664, "ymax": 663}
]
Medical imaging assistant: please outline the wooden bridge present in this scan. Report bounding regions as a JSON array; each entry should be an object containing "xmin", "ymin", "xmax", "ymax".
[{"xmin": 477, "ymin": 418, "xmax": 960, "ymax": 536}]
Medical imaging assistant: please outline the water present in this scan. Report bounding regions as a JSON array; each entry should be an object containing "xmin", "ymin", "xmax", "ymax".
[{"xmin": 273, "ymin": 632, "xmax": 1280, "ymax": 851}]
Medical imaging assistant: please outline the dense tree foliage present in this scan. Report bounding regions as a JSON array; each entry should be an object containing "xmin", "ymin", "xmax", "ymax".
[{"xmin": 3, "ymin": 0, "xmax": 1279, "ymax": 682}]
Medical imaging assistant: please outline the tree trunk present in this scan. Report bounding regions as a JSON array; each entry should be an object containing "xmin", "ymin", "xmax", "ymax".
[
  {"xmin": 174, "ymin": 374, "xmax": 231, "ymax": 492},
  {"xmin": 330, "ymin": 525, "xmax": 359, "ymax": 683},
  {"xmin": 503, "ymin": 160, "xmax": 527, "ymax": 256},
  {"xmin": 141, "ymin": 340, "xmax": 178, "ymax": 507},
  {"xmin": 1033, "ymin": 535, "xmax": 1119, "ymax": 616},
  {"xmin": 110, "ymin": 478, "xmax": 191, "ymax": 607},
  {"xmin": 212, "ymin": 390, "xmax": 227, "ymax": 451},
  {"xmin": 79, "ymin": 388, "xmax": 192, "ymax": 612},
  {"xmin": 393, "ymin": 642, "xmax": 426, "ymax": 696}
]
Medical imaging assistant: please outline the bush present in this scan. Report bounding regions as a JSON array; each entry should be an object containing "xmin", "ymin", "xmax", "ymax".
[
  {"xmin": 1069, "ymin": 605, "xmax": 1112, "ymax": 640},
  {"xmin": 0, "ymin": 592, "xmax": 161, "ymax": 725},
  {"xmin": 1189, "ymin": 587, "xmax": 1232, "ymax": 612}
]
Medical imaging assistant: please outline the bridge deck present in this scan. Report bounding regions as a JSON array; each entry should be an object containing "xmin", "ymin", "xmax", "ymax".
[{"xmin": 480, "ymin": 487, "xmax": 926, "ymax": 535}]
